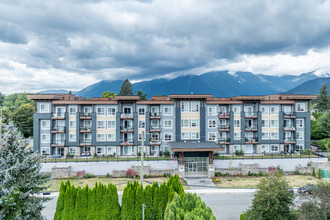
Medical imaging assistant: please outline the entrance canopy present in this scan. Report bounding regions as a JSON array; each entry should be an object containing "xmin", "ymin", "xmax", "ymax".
[{"xmin": 170, "ymin": 141, "xmax": 224, "ymax": 152}]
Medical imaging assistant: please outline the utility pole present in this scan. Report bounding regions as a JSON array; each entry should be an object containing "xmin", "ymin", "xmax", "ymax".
[
  {"xmin": 140, "ymin": 130, "xmax": 144, "ymax": 185},
  {"xmin": 142, "ymin": 203, "xmax": 145, "ymax": 220}
]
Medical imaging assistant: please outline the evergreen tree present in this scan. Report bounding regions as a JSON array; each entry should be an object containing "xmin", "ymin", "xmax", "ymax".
[
  {"xmin": 136, "ymin": 90, "xmax": 147, "ymax": 100},
  {"xmin": 135, "ymin": 185, "xmax": 145, "ymax": 220},
  {"xmin": 54, "ymin": 180, "xmax": 70, "ymax": 220},
  {"xmin": 153, "ymin": 186, "xmax": 161, "ymax": 220},
  {"xmin": 144, "ymin": 185, "xmax": 154, "ymax": 220},
  {"xmin": 108, "ymin": 184, "xmax": 121, "ymax": 220},
  {"xmin": 62, "ymin": 185, "xmax": 77, "ymax": 220},
  {"xmin": 74, "ymin": 185, "xmax": 89, "ymax": 220},
  {"xmin": 11, "ymin": 103, "xmax": 34, "ymax": 137},
  {"xmin": 0, "ymin": 123, "xmax": 50, "ymax": 219},
  {"xmin": 87, "ymin": 184, "xmax": 97, "ymax": 220},
  {"xmin": 119, "ymin": 79, "xmax": 133, "ymax": 96},
  {"xmin": 316, "ymin": 83, "xmax": 329, "ymax": 112},
  {"xmin": 102, "ymin": 91, "xmax": 117, "ymax": 98},
  {"xmin": 121, "ymin": 182, "xmax": 135, "ymax": 220},
  {"xmin": 159, "ymin": 182, "xmax": 169, "ymax": 217},
  {"xmin": 0, "ymin": 92, "xmax": 4, "ymax": 106}
]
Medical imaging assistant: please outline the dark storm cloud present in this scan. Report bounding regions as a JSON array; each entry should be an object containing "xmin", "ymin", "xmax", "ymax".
[{"xmin": 1, "ymin": 0, "xmax": 330, "ymax": 93}]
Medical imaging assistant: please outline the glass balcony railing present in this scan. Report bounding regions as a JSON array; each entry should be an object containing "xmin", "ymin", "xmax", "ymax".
[
  {"xmin": 245, "ymin": 137, "xmax": 258, "ymax": 143},
  {"xmin": 218, "ymin": 138, "xmax": 230, "ymax": 143},
  {"xmin": 120, "ymin": 113, "xmax": 133, "ymax": 118},
  {"xmin": 219, "ymin": 113, "xmax": 230, "ymax": 118},
  {"xmin": 150, "ymin": 126, "xmax": 161, "ymax": 131},
  {"xmin": 80, "ymin": 112, "xmax": 92, "ymax": 117},
  {"xmin": 52, "ymin": 140, "xmax": 65, "ymax": 145},
  {"xmin": 52, "ymin": 126, "xmax": 66, "ymax": 132},
  {"xmin": 120, "ymin": 126, "xmax": 134, "ymax": 131},
  {"xmin": 120, "ymin": 139, "xmax": 134, "ymax": 144},
  {"xmin": 150, "ymin": 112, "xmax": 161, "ymax": 118},
  {"xmin": 219, "ymin": 125, "xmax": 230, "ymax": 129},
  {"xmin": 245, "ymin": 125, "xmax": 258, "ymax": 130},
  {"xmin": 245, "ymin": 112, "xmax": 258, "ymax": 117},
  {"xmin": 80, "ymin": 126, "xmax": 92, "ymax": 131},
  {"xmin": 52, "ymin": 112, "xmax": 65, "ymax": 118}
]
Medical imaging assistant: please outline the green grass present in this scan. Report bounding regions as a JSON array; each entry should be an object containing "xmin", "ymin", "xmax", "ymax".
[
  {"xmin": 214, "ymin": 154, "xmax": 319, "ymax": 160},
  {"xmin": 42, "ymin": 156, "xmax": 172, "ymax": 163}
]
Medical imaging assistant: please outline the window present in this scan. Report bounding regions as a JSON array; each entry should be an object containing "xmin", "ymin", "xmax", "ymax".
[
  {"xmin": 219, "ymin": 119, "xmax": 226, "ymax": 126},
  {"xmin": 138, "ymin": 120, "xmax": 145, "ymax": 129},
  {"xmin": 151, "ymin": 107, "xmax": 158, "ymax": 113},
  {"xmin": 97, "ymin": 134, "xmax": 106, "ymax": 141},
  {"xmin": 262, "ymin": 132, "xmax": 269, "ymax": 140},
  {"xmin": 181, "ymin": 132, "xmax": 189, "ymax": 139},
  {"xmin": 296, "ymin": 145, "xmax": 304, "ymax": 152},
  {"xmin": 261, "ymin": 120, "xmax": 269, "ymax": 128},
  {"xmin": 138, "ymin": 133, "xmax": 146, "ymax": 141},
  {"xmin": 233, "ymin": 106, "xmax": 241, "ymax": 115},
  {"xmin": 123, "ymin": 107, "xmax": 132, "ymax": 114},
  {"xmin": 296, "ymin": 103, "xmax": 306, "ymax": 112},
  {"xmin": 123, "ymin": 146, "xmax": 133, "ymax": 155},
  {"xmin": 164, "ymin": 120, "xmax": 172, "ymax": 129},
  {"xmin": 282, "ymin": 106, "xmax": 292, "ymax": 113},
  {"xmin": 40, "ymin": 103, "xmax": 49, "ymax": 113},
  {"xmin": 41, "ymin": 134, "xmax": 50, "ymax": 143},
  {"xmin": 41, "ymin": 120, "xmax": 50, "ymax": 129},
  {"xmin": 69, "ymin": 107, "xmax": 77, "ymax": 115},
  {"xmin": 138, "ymin": 107, "xmax": 145, "ymax": 115},
  {"xmin": 208, "ymin": 107, "xmax": 216, "ymax": 116},
  {"xmin": 270, "ymin": 132, "xmax": 279, "ymax": 139},
  {"xmin": 270, "ymin": 120, "xmax": 278, "ymax": 127},
  {"xmin": 234, "ymin": 132, "xmax": 241, "ymax": 140},
  {"xmin": 191, "ymin": 119, "xmax": 199, "ymax": 127},
  {"xmin": 234, "ymin": 120, "xmax": 240, "ymax": 128},
  {"xmin": 107, "ymin": 134, "xmax": 116, "ymax": 141},
  {"xmin": 69, "ymin": 134, "xmax": 76, "ymax": 142},
  {"xmin": 296, "ymin": 131, "xmax": 304, "ymax": 140},
  {"xmin": 164, "ymin": 107, "xmax": 172, "ymax": 116},
  {"xmin": 107, "ymin": 121, "xmax": 116, "ymax": 129},
  {"xmin": 191, "ymin": 132, "xmax": 199, "ymax": 139},
  {"xmin": 181, "ymin": 119, "xmax": 189, "ymax": 128},
  {"xmin": 208, "ymin": 132, "xmax": 216, "ymax": 141},
  {"xmin": 260, "ymin": 106, "xmax": 269, "ymax": 114},
  {"xmin": 107, "ymin": 107, "xmax": 116, "ymax": 115},
  {"xmin": 181, "ymin": 102, "xmax": 189, "ymax": 112},
  {"xmin": 270, "ymin": 144, "xmax": 279, "ymax": 152},
  {"xmin": 107, "ymin": 146, "xmax": 116, "ymax": 155},
  {"xmin": 164, "ymin": 133, "xmax": 173, "ymax": 141},
  {"xmin": 261, "ymin": 144, "xmax": 269, "ymax": 153},
  {"xmin": 41, "ymin": 147, "xmax": 50, "ymax": 155},
  {"xmin": 296, "ymin": 119, "xmax": 304, "ymax": 128},
  {"xmin": 270, "ymin": 106, "xmax": 279, "ymax": 114},
  {"xmin": 69, "ymin": 147, "xmax": 76, "ymax": 155},
  {"xmin": 191, "ymin": 101, "xmax": 200, "ymax": 112},
  {"xmin": 83, "ymin": 107, "xmax": 92, "ymax": 114},
  {"xmin": 245, "ymin": 145, "xmax": 253, "ymax": 153},
  {"xmin": 208, "ymin": 119, "xmax": 217, "ymax": 128},
  {"xmin": 233, "ymin": 145, "xmax": 241, "ymax": 152},
  {"xmin": 96, "ymin": 147, "xmax": 106, "ymax": 155},
  {"xmin": 219, "ymin": 107, "xmax": 226, "ymax": 114},
  {"xmin": 69, "ymin": 121, "xmax": 76, "ymax": 129},
  {"xmin": 97, "ymin": 107, "xmax": 106, "ymax": 116},
  {"xmin": 97, "ymin": 121, "xmax": 105, "ymax": 129}
]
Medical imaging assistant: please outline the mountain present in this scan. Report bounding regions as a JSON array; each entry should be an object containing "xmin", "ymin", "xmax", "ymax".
[
  {"xmin": 39, "ymin": 89, "xmax": 71, "ymax": 94},
  {"xmin": 75, "ymin": 71, "xmax": 321, "ymax": 98},
  {"xmin": 286, "ymin": 77, "xmax": 330, "ymax": 95}
]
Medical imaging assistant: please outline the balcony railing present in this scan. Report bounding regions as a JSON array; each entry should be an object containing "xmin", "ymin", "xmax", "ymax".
[
  {"xmin": 120, "ymin": 113, "xmax": 134, "ymax": 118},
  {"xmin": 245, "ymin": 125, "xmax": 258, "ymax": 130},
  {"xmin": 218, "ymin": 138, "xmax": 230, "ymax": 143},
  {"xmin": 80, "ymin": 139, "xmax": 92, "ymax": 145},
  {"xmin": 245, "ymin": 137, "xmax": 258, "ymax": 143},
  {"xmin": 120, "ymin": 139, "xmax": 134, "ymax": 145},
  {"xmin": 80, "ymin": 112, "xmax": 92, "ymax": 118},
  {"xmin": 120, "ymin": 126, "xmax": 134, "ymax": 132},
  {"xmin": 284, "ymin": 137, "xmax": 295, "ymax": 142},
  {"xmin": 219, "ymin": 113, "xmax": 230, "ymax": 118},
  {"xmin": 80, "ymin": 126, "xmax": 92, "ymax": 132},
  {"xmin": 52, "ymin": 113, "xmax": 65, "ymax": 118},
  {"xmin": 150, "ymin": 112, "xmax": 161, "ymax": 118},
  {"xmin": 283, "ymin": 112, "xmax": 296, "ymax": 117},
  {"xmin": 219, "ymin": 125, "xmax": 230, "ymax": 130},
  {"xmin": 150, "ymin": 139, "xmax": 161, "ymax": 145},
  {"xmin": 245, "ymin": 112, "xmax": 258, "ymax": 117},
  {"xmin": 52, "ymin": 126, "xmax": 66, "ymax": 132},
  {"xmin": 284, "ymin": 126, "xmax": 296, "ymax": 130},
  {"xmin": 52, "ymin": 140, "xmax": 65, "ymax": 146},
  {"xmin": 150, "ymin": 126, "xmax": 161, "ymax": 132}
]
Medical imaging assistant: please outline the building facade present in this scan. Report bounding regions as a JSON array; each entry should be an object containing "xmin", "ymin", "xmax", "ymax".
[{"xmin": 28, "ymin": 94, "xmax": 316, "ymax": 161}]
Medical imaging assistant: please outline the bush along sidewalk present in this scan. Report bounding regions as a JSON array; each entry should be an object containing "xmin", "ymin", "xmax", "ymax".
[{"xmin": 53, "ymin": 174, "xmax": 212, "ymax": 220}]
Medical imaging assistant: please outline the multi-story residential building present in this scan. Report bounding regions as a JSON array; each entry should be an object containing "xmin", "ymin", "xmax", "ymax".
[{"xmin": 28, "ymin": 94, "xmax": 316, "ymax": 174}]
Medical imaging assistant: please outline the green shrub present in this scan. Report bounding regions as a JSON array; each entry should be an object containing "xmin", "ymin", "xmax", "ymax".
[
  {"xmin": 312, "ymin": 167, "xmax": 316, "ymax": 177},
  {"xmin": 276, "ymin": 165, "xmax": 284, "ymax": 175},
  {"xmin": 318, "ymin": 168, "xmax": 322, "ymax": 179},
  {"xmin": 248, "ymin": 171, "xmax": 252, "ymax": 176},
  {"xmin": 163, "ymin": 151, "xmax": 170, "ymax": 157},
  {"xmin": 85, "ymin": 173, "xmax": 94, "ymax": 178},
  {"xmin": 66, "ymin": 153, "xmax": 74, "ymax": 158},
  {"xmin": 294, "ymin": 170, "xmax": 300, "ymax": 175},
  {"xmin": 235, "ymin": 150, "xmax": 244, "ymax": 156},
  {"xmin": 307, "ymin": 161, "xmax": 312, "ymax": 166},
  {"xmin": 258, "ymin": 171, "xmax": 264, "ymax": 176},
  {"xmin": 215, "ymin": 172, "xmax": 221, "ymax": 177},
  {"xmin": 240, "ymin": 212, "xmax": 246, "ymax": 220}
]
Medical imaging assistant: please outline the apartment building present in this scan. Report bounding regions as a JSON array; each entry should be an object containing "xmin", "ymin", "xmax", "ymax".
[{"xmin": 28, "ymin": 93, "xmax": 316, "ymax": 174}]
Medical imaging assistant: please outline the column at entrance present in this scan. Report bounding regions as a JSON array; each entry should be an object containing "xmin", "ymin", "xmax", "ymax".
[{"xmin": 208, "ymin": 151, "xmax": 215, "ymax": 178}]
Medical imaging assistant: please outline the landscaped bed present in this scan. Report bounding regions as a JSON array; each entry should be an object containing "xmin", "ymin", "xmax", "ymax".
[{"xmin": 212, "ymin": 175, "xmax": 320, "ymax": 188}]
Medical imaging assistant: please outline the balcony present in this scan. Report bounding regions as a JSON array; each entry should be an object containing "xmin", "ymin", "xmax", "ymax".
[
  {"xmin": 120, "ymin": 126, "xmax": 134, "ymax": 133},
  {"xmin": 150, "ymin": 126, "xmax": 161, "ymax": 132},
  {"xmin": 284, "ymin": 137, "xmax": 296, "ymax": 143},
  {"xmin": 52, "ymin": 113, "xmax": 65, "ymax": 119},
  {"xmin": 245, "ymin": 137, "xmax": 258, "ymax": 144},
  {"xmin": 51, "ymin": 140, "xmax": 65, "ymax": 147},
  {"xmin": 283, "ymin": 126, "xmax": 296, "ymax": 131},
  {"xmin": 120, "ymin": 113, "xmax": 134, "ymax": 119},
  {"xmin": 150, "ymin": 112, "xmax": 161, "ymax": 119},
  {"xmin": 219, "ymin": 113, "xmax": 230, "ymax": 119},
  {"xmin": 80, "ymin": 126, "xmax": 92, "ymax": 133},
  {"xmin": 150, "ymin": 139, "xmax": 161, "ymax": 145},
  {"xmin": 80, "ymin": 112, "xmax": 92, "ymax": 119},
  {"xmin": 52, "ymin": 126, "xmax": 66, "ymax": 133},
  {"xmin": 218, "ymin": 125, "xmax": 230, "ymax": 131},
  {"xmin": 218, "ymin": 138, "xmax": 230, "ymax": 144},
  {"xmin": 245, "ymin": 125, "xmax": 258, "ymax": 131},
  {"xmin": 245, "ymin": 112, "xmax": 258, "ymax": 118},
  {"xmin": 283, "ymin": 112, "xmax": 296, "ymax": 118},
  {"xmin": 80, "ymin": 139, "xmax": 92, "ymax": 146},
  {"xmin": 120, "ymin": 139, "xmax": 134, "ymax": 146}
]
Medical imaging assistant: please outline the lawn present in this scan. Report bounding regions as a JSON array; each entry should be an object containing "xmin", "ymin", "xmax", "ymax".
[
  {"xmin": 213, "ymin": 175, "xmax": 320, "ymax": 188},
  {"xmin": 45, "ymin": 177, "xmax": 190, "ymax": 192},
  {"xmin": 42, "ymin": 156, "xmax": 173, "ymax": 163}
]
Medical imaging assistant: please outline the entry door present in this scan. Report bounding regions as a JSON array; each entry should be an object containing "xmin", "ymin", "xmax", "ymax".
[{"xmin": 188, "ymin": 162, "xmax": 197, "ymax": 172}]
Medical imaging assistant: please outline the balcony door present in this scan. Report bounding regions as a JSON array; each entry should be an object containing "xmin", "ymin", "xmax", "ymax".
[
  {"xmin": 123, "ymin": 107, "xmax": 131, "ymax": 114},
  {"xmin": 244, "ymin": 106, "xmax": 253, "ymax": 116}
]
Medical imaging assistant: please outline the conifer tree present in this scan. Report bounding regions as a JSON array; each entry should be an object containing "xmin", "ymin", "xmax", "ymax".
[
  {"xmin": 109, "ymin": 184, "xmax": 121, "ymax": 220},
  {"xmin": 119, "ymin": 79, "xmax": 133, "ymax": 96},
  {"xmin": 135, "ymin": 185, "xmax": 145, "ymax": 220},
  {"xmin": 54, "ymin": 181, "xmax": 68, "ymax": 220},
  {"xmin": 144, "ymin": 185, "xmax": 154, "ymax": 220},
  {"xmin": 0, "ymin": 123, "xmax": 50, "ymax": 219},
  {"xmin": 87, "ymin": 184, "xmax": 97, "ymax": 220},
  {"xmin": 62, "ymin": 184, "xmax": 77, "ymax": 220},
  {"xmin": 159, "ymin": 182, "xmax": 169, "ymax": 217},
  {"xmin": 153, "ymin": 186, "xmax": 161, "ymax": 220},
  {"xmin": 74, "ymin": 185, "xmax": 89, "ymax": 220},
  {"xmin": 316, "ymin": 83, "xmax": 329, "ymax": 112}
]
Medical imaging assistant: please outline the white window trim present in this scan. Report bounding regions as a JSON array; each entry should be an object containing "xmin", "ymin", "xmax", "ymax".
[
  {"xmin": 270, "ymin": 132, "xmax": 279, "ymax": 140},
  {"xmin": 208, "ymin": 106, "xmax": 217, "ymax": 116},
  {"xmin": 41, "ymin": 134, "xmax": 50, "ymax": 143},
  {"xmin": 270, "ymin": 144, "xmax": 279, "ymax": 152},
  {"xmin": 41, "ymin": 147, "xmax": 50, "ymax": 155},
  {"xmin": 41, "ymin": 120, "xmax": 50, "ymax": 130},
  {"xmin": 296, "ymin": 119, "xmax": 304, "ymax": 128},
  {"xmin": 163, "ymin": 106, "xmax": 173, "ymax": 116},
  {"xmin": 107, "ymin": 107, "xmax": 116, "ymax": 115},
  {"xmin": 208, "ymin": 119, "xmax": 217, "ymax": 128},
  {"xmin": 97, "ymin": 133, "xmax": 106, "ymax": 141},
  {"xmin": 138, "ymin": 107, "xmax": 146, "ymax": 115},
  {"xmin": 261, "ymin": 144, "xmax": 269, "ymax": 153},
  {"xmin": 234, "ymin": 120, "xmax": 240, "ymax": 128},
  {"xmin": 190, "ymin": 132, "xmax": 199, "ymax": 140},
  {"xmin": 181, "ymin": 119, "xmax": 189, "ymax": 128},
  {"xmin": 234, "ymin": 132, "xmax": 241, "ymax": 140},
  {"xmin": 191, "ymin": 101, "xmax": 200, "ymax": 112},
  {"xmin": 164, "ymin": 120, "xmax": 173, "ymax": 129},
  {"xmin": 262, "ymin": 120, "xmax": 269, "ymax": 128},
  {"xmin": 262, "ymin": 132, "xmax": 269, "ymax": 140},
  {"xmin": 107, "ymin": 120, "xmax": 116, "ymax": 129},
  {"xmin": 69, "ymin": 134, "xmax": 76, "ymax": 142},
  {"xmin": 97, "ymin": 121, "xmax": 106, "ymax": 129},
  {"xmin": 69, "ymin": 107, "xmax": 77, "ymax": 116},
  {"xmin": 164, "ymin": 132, "xmax": 173, "ymax": 142},
  {"xmin": 208, "ymin": 132, "xmax": 216, "ymax": 141},
  {"xmin": 296, "ymin": 131, "xmax": 304, "ymax": 140},
  {"xmin": 181, "ymin": 132, "xmax": 190, "ymax": 140},
  {"xmin": 97, "ymin": 107, "xmax": 106, "ymax": 116},
  {"xmin": 270, "ymin": 120, "xmax": 278, "ymax": 128},
  {"xmin": 40, "ymin": 103, "xmax": 50, "ymax": 113},
  {"xmin": 191, "ymin": 119, "xmax": 199, "ymax": 127},
  {"xmin": 107, "ymin": 133, "xmax": 116, "ymax": 141},
  {"xmin": 181, "ymin": 101, "xmax": 189, "ymax": 113}
]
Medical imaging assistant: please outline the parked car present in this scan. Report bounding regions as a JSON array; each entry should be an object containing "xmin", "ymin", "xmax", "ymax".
[{"xmin": 298, "ymin": 184, "xmax": 316, "ymax": 194}]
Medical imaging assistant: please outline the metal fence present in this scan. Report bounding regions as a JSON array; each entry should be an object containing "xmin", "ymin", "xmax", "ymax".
[{"xmin": 214, "ymin": 152, "xmax": 327, "ymax": 160}]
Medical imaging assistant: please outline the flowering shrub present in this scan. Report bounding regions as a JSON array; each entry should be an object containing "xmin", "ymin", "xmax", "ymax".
[
  {"xmin": 126, "ymin": 168, "xmax": 137, "ymax": 178},
  {"xmin": 268, "ymin": 166, "xmax": 276, "ymax": 172},
  {"xmin": 76, "ymin": 170, "xmax": 86, "ymax": 178}
]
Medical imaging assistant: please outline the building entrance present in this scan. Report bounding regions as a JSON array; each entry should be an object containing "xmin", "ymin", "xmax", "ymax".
[{"xmin": 184, "ymin": 157, "xmax": 208, "ymax": 176}]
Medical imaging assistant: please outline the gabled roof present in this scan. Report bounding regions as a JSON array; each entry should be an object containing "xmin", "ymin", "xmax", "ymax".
[{"xmin": 170, "ymin": 141, "xmax": 225, "ymax": 152}]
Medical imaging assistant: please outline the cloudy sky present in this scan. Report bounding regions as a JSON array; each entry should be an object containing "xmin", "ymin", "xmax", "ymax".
[{"xmin": 1, "ymin": 0, "xmax": 330, "ymax": 94}]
